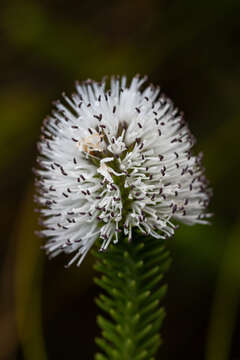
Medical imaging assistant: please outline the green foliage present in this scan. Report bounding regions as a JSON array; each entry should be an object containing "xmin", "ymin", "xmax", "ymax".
[{"xmin": 93, "ymin": 232, "xmax": 171, "ymax": 360}]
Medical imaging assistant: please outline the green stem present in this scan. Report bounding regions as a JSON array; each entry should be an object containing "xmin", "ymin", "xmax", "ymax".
[{"xmin": 94, "ymin": 232, "xmax": 171, "ymax": 360}]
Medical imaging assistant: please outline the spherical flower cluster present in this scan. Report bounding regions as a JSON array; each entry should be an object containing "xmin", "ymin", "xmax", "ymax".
[{"xmin": 35, "ymin": 75, "xmax": 211, "ymax": 266}]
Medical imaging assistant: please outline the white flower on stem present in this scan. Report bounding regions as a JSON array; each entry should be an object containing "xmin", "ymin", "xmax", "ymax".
[{"xmin": 35, "ymin": 75, "xmax": 211, "ymax": 267}]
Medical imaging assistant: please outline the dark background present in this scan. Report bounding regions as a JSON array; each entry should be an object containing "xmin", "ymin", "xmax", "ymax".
[{"xmin": 1, "ymin": 0, "xmax": 240, "ymax": 359}]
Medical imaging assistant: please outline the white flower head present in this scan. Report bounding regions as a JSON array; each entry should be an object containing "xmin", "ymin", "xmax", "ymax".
[{"xmin": 35, "ymin": 75, "xmax": 211, "ymax": 267}]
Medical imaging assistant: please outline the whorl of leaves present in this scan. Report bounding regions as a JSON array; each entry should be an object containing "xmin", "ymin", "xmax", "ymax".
[{"xmin": 93, "ymin": 232, "xmax": 171, "ymax": 360}]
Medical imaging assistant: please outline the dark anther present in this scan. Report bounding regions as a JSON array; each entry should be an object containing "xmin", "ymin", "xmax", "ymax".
[
  {"xmin": 60, "ymin": 167, "xmax": 68, "ymax": 176},
  {"xmin": 164, "ymin": 182, "xmax": 171, "ymax": 187},
  {"xmin": 47, "ymin": 142, "xmax": 52, "ymax": 150},
  {"xmin": 172, "ymin": 204, "xmax": 177, "ymax": 213},
  {"xmin": 94, "ymin": 114, "xmax": 102, "ymax": 121}
]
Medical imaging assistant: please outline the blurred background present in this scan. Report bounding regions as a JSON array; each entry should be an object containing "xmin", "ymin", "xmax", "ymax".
[{"xmin": 1, "ymin": 0, "xmax": 240, "ymax": 359}]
